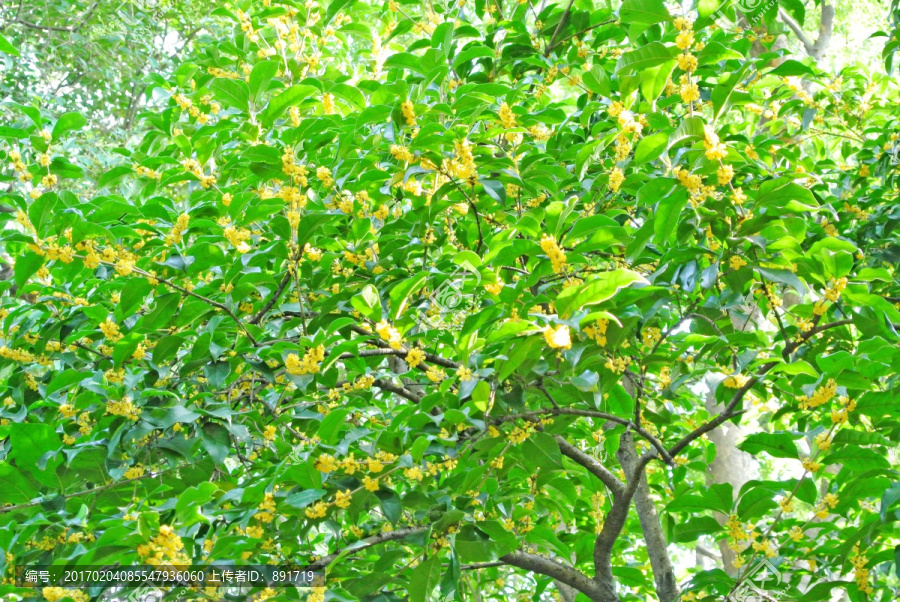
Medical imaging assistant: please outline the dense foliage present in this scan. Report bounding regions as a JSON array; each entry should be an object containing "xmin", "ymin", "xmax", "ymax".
[{"xmin": 1, "ymin": 0, "xmax": 900, "ymax": 601}]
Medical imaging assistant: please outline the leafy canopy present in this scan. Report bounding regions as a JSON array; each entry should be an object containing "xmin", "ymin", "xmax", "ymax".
[{"xmin": 1, "ymin": 0, "xmax": 900, "ymax": 601}]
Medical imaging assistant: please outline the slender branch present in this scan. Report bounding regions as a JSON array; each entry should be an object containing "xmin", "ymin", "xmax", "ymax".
[
  {"xmin": 373, "ymin": 378, "xmax": 424, "ymax": 403},
  {"xmin": 461, "ymin": 562, "xmax": 505, "ymax": 570},
  {"xmin": 0, "ymin": 466, "xmax": 180, "ymax": 514},
  {"xmin": 778, "ymin": 7, "xmax": 815, "ymax": 54},
  {"xmin": 492, "ymin": 407, "xmax": 673, "ymax": 466},
  {"xmin": 545, "ymin": 0, "xmax": 576, "ymax": 57},
  {"xmin": 668, "ymin": 318, "xmax": 855, "ymax": 458},
  {"xmin": 250, "ymin": 271, "xmax": 292, "ymax": 325},
  {"xmin": 306, "ymin": 527, "xmax": 429, "ymax": 570},
  {"xmin": 547, "ymin": 19, "xmax": 616, "ymax": 54},
  {"xmin": 11, "ymin": 1, "xmax": 98, "ymax": 32}
]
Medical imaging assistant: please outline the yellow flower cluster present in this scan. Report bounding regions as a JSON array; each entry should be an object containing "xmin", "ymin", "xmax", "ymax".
[
  {"xmin": 322, "ymin": 93, "xmax": 335, "ymax": 115},
  {"xmin": 456, "ymin": 366, "xmax": 474, "ymax": 381},
  {"xmin": 499, "ymin": 102, "xmax": 516, "ymax": 129},
  {"xmin": 401, "ymin": 100, "xmax": 416, "ymax": 126},
  {"xmin": 823, "ymin": 277, "xmax": 847, "ymax": 302},
  {"xmin": 445, "ymin": 138, "xmax": 476, "ymax": 181},
  {"xmin": 285, "ymin": 345, "xmax": 326, "ymax": 375},
  {"xmin": 814, "ymin": 492, "xmax": 839, "ymax": 519},
  {"xmin": 798, "ymin": 379, "xmax": 837, "ymax": 409},
  {"xmin": 830, "ymin": 395, "xmax": 855, "ymax": 425},
  {"xmin": 426, "ymin": 365, "xmax": 445, "ymax": 382},
  {"xmin": 583, "ymin": 318, "xmax": 608, "ymax": 345},
  {"xmin": 641, "ymin": 326, "xmax": 661, "ymax": 347},
  {"xmin": 608, "ymin": 167, "xmax": 625, "ymax": 192},
  {"xmin": 375, "ymin": 320, "xmax": 403, "ymax": 349},
  {"xmin": 850, "ymin": 543, "xmax": 873, "ymax": 594},
  {"xmin": 390, "ymin": 144, "xmax": 415, "ymax": 162},
  {"xmin": 106, "ymin": 397, "xmax": 141, "ymax": 421},
  {"xmin": 42, "ymin": 588, "xmax": 89, "ymax": 602},
  {"xmin": 543, "ymin": 324, "xmax": 571, "ymax": 350},
  {"xmin": 751, "ymin": 538, "xmax": 776, "ymax": 558},
  {"xmin": 256, "ymin": 492, "xmax": 277, "ymax": 523},
  {"xmin": 703, "ymin": 125, "xmax": 728, "ymax": 161},
  {"xmin": 540, "ymin": 233, "xmax": 566, "ymax": 274},
  {"xmin": 728, "ymin": 256, "xmax": 747, "ymax": 270},
  {"xmin": 0, "ymin": 345, "xmax": 35, "ymax": 363},
  {"xmin": 405, "ymin": 347, "xmax": 426, "ymax": 368},
  {"xmin": 604, "ymin": 356, "xmax": 628, "ymax": 374},
  {"xmin": 100, "ymin": 318, "xmax": 123, "ymax": 342},
  {"xmin": 722, "ymin": 374, "xmax": 750, "ymax": 389},
  {"xmin": 137, "ymin": 525, "xmax": 190, "ymax": 565},
  {"xmin": 507, "ymin": 422, "xmax": 535, "ymax": 444},
  {"xmin": 124, "ymin": 464, "xmax": 145, "ymax": 479},
  {"xmin": 223, "ymin": 225, "xmax": 252, "ymax": 253}
]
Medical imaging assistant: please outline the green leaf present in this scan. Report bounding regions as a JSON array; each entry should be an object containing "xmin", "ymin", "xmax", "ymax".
[
  {"xmin": 210, "ymin": 78, "xmax": 250, "ymax": 113},
  {"xmin": 633, "ymin": 132, "xmax": 669, "ymax": 165},
  {"xmin": 674, "ymin": 516, "xmax": 721, "ymax": 542},
  {"xmin": 619, "ymin": 0, "xmax": 672, "ymax": 24},
  {"xmin": 330, "ymin": 83, "xmax": 366, "ymax": 111},
  {"xmin": 97, "ymin": 165, "xmax": 134, "ymax": 189},
  {"xmin": 351, "ymin": 284, "xmax": 382, "ymax": 319},
  {"xmin": 390, "ymin": 271, "xmax": 428, "ymax": 319},
  {"xmin": 52, "ymin": 112, "xmax": 87, "ymax": 142},
  {"xmin": 46, "ymin": 369, "xmax": 87, "ymax": 396},
  {"xmin": 667, "ymin": 116, "xmax": 706, "ymax": 150},
  {"xmin": 9, "ymin": 423, "xmax": 61, "ymax": 485},
  {"xmin": 712, "ymin": 62, "xmax": 752, "ymax": 122},
  {"xmin": 616, "ymin": 42, "xmax": 676, "ymax": 74},
  {"xmin": 325, "ymin": 0, "xmax": 355, "ymax": 25},
  {"xmin": 376, "ymin": 489, "xmax": 402, "ymax": 523},
  {"xmin": 285, "ymin": 489, "xmax": 327, "ymax": 509},
  {"xmin": 140, "ymin": 293, "xmax": 181, "ymax": 331},
  {"xmin": 29, "ymin": 191, "xmax": 58, "ymax": 235},
  {"xmin": 262, "ymin": 84, "xmax": 318, "ymax": 126},
  {"xmin": 555, "ymin": 269, "xmax": 648, "ymax": 317},
  {"xmin": 452, "ymin": 45, "xmax": 494, "ymax": 69},
  {"xmin": 756, "ymin": 181, "xmax": 819, "ymax": 213},
  {"xmin": 583, "ymin": 66, "xmax": 611, "ymax": 96},
  {"xmin": 738, "ymin": 432, "xmax": 799, "ymax": 459},
  {"xmin": 408, "ymin": 556, "xmax": 441, "ymax": 602},
  {"xmin": 200, "ymin": 423, "xmax": 231, "ymax": 464},
  {"xmin": 653, "ymin": 188, "xmax": 689, "ymax": 243},
  {"xmin": 0, "ymin": 33, "xmax": 20, "ymax": 57},
  {"xmin": 737, "ymin": 487, "xmax": 778, "ymax": 520},
  {"xmin": 639, "ymin": 60, "xmax": 676, "ymax": 103},
  {"xmin": 824, "ymin": 447, "xmax": 890, "ymax": 471},
  {"xmin": 249, "ymin": 61, "xmax": 279, "ymax": 105},
  {"xmin": 698, "ymin": 0, "xmax": 723, "ymax": 19},
  {"xmin": 204, "ymin": 361, "xmax": 231, "ymax": 388},
  {"xmin": 319, "ymin": 409, "xmax": 349, "ymax": 445},
  {"xmin": 522, "ymin": 432, "xmax": 562, "ymax": 470},
  {"xmin": 14, "ymin": 252, "xmax": 43, "ymax": 288}
]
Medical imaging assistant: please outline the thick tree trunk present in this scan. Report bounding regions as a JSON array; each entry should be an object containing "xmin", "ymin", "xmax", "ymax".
[{"xmin": 616, "ymin": 433, "xmax": 680, "ymax": 602}]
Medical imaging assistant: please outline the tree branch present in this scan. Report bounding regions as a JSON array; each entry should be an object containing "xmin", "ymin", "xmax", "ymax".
[
  {"xmin": 0, "ymin": 465, "xmax": 180, "ymax": 514},
  {"xmin": 250, "ymin": 271, "xmax": 292, "ymax": 324},
  {"xmin": 668, "ymin": 318, "xmax": 854, "ymax": 458},
  {"xmin": 616, "ymin": 435, "xmax": 679, "ymax": 602},
  {"xmin": 778, "ymin": 2, "xmax": 835, "ymax": 62},
  {"xmin": 493, "ymin": 407, "xmax": 674, "ymax": 466},
  {"xmin": 553, "ymin": 435, "xmax": 625, "ymax": 497},
  {"xmin": 501, "ymin": 550, "xmax": 609, "ymax": 601},
  {"xmin": 306, "ymin": 527, "xmax": 429, "ymax": 570}
]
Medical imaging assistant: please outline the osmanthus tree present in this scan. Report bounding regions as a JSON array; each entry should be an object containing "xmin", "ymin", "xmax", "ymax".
[{"xmin": 1, "ymin": 0, "xmax": 900, "ymax": 601}]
